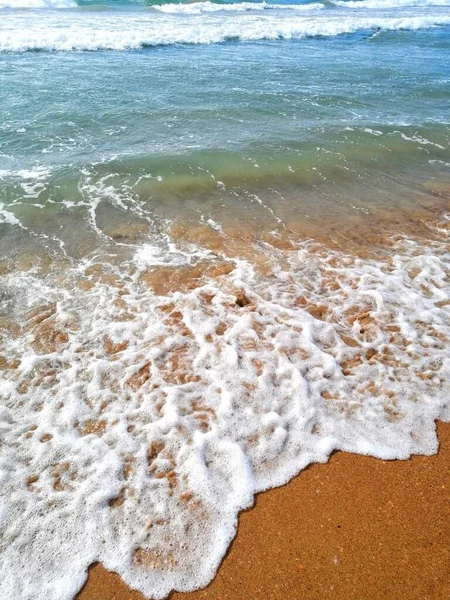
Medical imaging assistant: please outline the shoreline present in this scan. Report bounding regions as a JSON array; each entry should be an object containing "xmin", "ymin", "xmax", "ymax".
[
  {"xmin": 2, "ymin": 3, "xmax": 450, "ymax": 597},
  {"xmin": 77, "ymin": 421, "xmax": 450, "ymax": 600}
]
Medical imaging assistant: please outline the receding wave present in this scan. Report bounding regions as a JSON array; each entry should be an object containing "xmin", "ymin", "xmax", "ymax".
[
  {"xmin": 1, "ymin": 174, "xmax": 450, "ymax": 600},
  {"xmin": 1, "ymin": 12, "xmax": 450, "ymax": 51}
]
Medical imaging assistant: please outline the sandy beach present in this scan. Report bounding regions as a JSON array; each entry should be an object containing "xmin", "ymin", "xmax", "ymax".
[
  {"xmin": 2, "ymin": 2, "xmax": 450, "ymax": 597},
  {"xmin": 77, "ymin": 421, "xmax": 450, "ymax": 600}
]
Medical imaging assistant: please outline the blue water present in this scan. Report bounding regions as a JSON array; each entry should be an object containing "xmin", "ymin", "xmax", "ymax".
[{"xmin": 1, "ymin": 1, "xmax": 449, "ymax": 239}]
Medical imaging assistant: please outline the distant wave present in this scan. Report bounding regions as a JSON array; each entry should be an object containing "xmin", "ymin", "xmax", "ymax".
[
  {"xmin": 0, "ymin": 0, "xmax": 75, "ymax": 8},
  {"xmin": 0, "ymin": 0, "xmax": 319, "ymax": 8},
  {"xmin": 335, "ymin": 0, "xmax": 450, "ymax": 8},
  {"xmin": 154, "ymin": 1, "xmax": 324, "ymax": 13},
  {"xmin": 1, "ymin": 12, "xmax": 449, "ymax": 51},
  {"xmin": 2, "ymin": 0, "xmax": 450, "ymax": 9}
]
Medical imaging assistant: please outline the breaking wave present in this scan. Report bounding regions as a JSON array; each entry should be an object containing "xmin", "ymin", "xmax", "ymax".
[
  {"xmin": 153, "ymin": 1, "xmax": 325, "ymax": 13},
  {"xmin": 2, "ymin": 0, "xmax": 450, "ymax": 10},
  {"xmin": 1, "ymin": 12, "xmax": 449, "ymax": 51}
]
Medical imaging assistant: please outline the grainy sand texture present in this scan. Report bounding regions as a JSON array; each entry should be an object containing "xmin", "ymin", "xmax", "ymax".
[{"xmin": 77, "ymin": 421, "xmax": 450, "ymax": 600}]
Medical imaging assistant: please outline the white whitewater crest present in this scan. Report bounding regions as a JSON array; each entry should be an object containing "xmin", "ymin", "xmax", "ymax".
[
  {"xmin": 0, "ymin": 212, "xmax": 450, "ymax": 599},
  {"xmin": 334, "ymin": 0, "xmax": 450, "ymax": 7},
  {"xmin": 1, "ymin": 0, "xmax": 449, "ymax": 9},
  {"xmin": 1, "ymin": 0, "xmax": 450, "ymax": 51},
  {"xmin": 0, "ymin": 0, "xmax": 75, "ymax": 8},
  {"xmin": 153, "ymin": 1, "xmax": 325, "ymax": 14},
  {"xmin": 1, "ymin": 9, "xmax": 450, "ymax": 51}
]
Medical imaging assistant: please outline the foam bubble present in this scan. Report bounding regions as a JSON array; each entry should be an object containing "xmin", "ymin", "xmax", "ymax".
[{"xmin": 0, "ymin": 212, "xmax": 449, "ymax": 599}]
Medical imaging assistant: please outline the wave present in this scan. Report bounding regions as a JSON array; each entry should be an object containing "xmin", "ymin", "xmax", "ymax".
[
  {"xmin": 335, "ymin": 0, "xmax": 450, "ymax": 8},
  {"xmin": 1, "ymin": 12, "xmax": 449, "ymax": 51},
  {"xmin": 2, "ymin": 0, "xmax": 449, "ymax": 10},
  {"xmin": 1, "ymin": 195, "xmax": 449, "ymax": 600},
  {"xmin": 0, "ymin": 0, "xmax": 325, "ymax": 9},
  {"xmin": 0, "ymin": 0, "xmax": 75, "ymax": 8},
  {"xmin": 153, "ymin": 1, "xmax": 324, "ymax": 13}
]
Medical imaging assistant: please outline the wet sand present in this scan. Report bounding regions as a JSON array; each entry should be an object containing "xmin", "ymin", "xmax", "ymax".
[{"xmin": 77, "ymin": 421, "xmax": 450, "ymax": 600}]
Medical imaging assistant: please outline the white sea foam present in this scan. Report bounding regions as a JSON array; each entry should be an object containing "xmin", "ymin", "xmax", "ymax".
[
  {"xmin": 334, "ymin": 0, "xmax": 450, "ymax": 8},
  {"xmin": 392, "ymin": 131, "xmax": 447, "ymax": 149},
  {"xmin": 0, "ymin": 166, "xmax": 53, "ymax": 180},
  {"xmin": 1, "ymin": 11, "xmax": 449, "ymax": 51},
  {"xmin": 154, "ymin": 1, "xmax": 324, "ymax": 14},
  {"xmin": 1, "ymin": 0, "xmax": 449, "ymax": 10},
  {"xmin": 0, "ymin": 166, "xmax": 53, "ymax": 201},
  {"xmin": 0, "ymin": 0, "xmax": 75, "ymax": 8},
  {"xmin": 0, "ymin": 214, "xmax": 449, "ymax": 599},
  {"xmin": 0, "ymin": 202, "xmax": 22, "ymax": 224}
]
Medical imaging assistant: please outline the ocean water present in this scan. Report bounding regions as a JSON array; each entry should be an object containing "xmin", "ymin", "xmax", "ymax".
[{"xmin": 0, "ymin": 0, "xmax": 449, "ymax": 598}]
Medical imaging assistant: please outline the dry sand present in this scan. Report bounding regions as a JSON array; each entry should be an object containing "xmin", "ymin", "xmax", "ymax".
[{"xmin": 77, "ymin": 421, "xmax": 450, "ymax": 600}]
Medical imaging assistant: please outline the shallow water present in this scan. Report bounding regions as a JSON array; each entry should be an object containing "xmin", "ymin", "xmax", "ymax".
[{"xmin": 0, "ymin": 0, "xmax": 449, "ymax": 598}]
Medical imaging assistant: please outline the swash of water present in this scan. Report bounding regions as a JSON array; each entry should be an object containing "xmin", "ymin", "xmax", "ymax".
[{"xmin": 0, "ymin": 0, "xmax": 449, "ymax": 598}]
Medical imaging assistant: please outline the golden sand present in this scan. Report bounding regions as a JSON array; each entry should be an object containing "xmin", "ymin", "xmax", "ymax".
[{"xmin": 77, "ymin": 421, "xmax": 450, "ymax": 600}]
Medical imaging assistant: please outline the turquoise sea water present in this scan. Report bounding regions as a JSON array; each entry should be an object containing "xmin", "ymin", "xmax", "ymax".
[
  {"xmin": 1, "ymin": 0, "xmax": 450, "ymax": 259},
  {"xmin": 0, "ymin": 2, "xmax": 450, "ymax": 599}
]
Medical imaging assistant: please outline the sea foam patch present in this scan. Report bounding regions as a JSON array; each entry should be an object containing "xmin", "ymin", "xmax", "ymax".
[
  {"xmin": 0, "ymin": 0, "xmax": 75, "ymax": 8},
  {"xmin": 0, "ymin": 214, "xmax": 449, "ymax": 599},
  {"xmin": 153, "ymin": 2, "xmax": 325, "ymax": 14}
]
